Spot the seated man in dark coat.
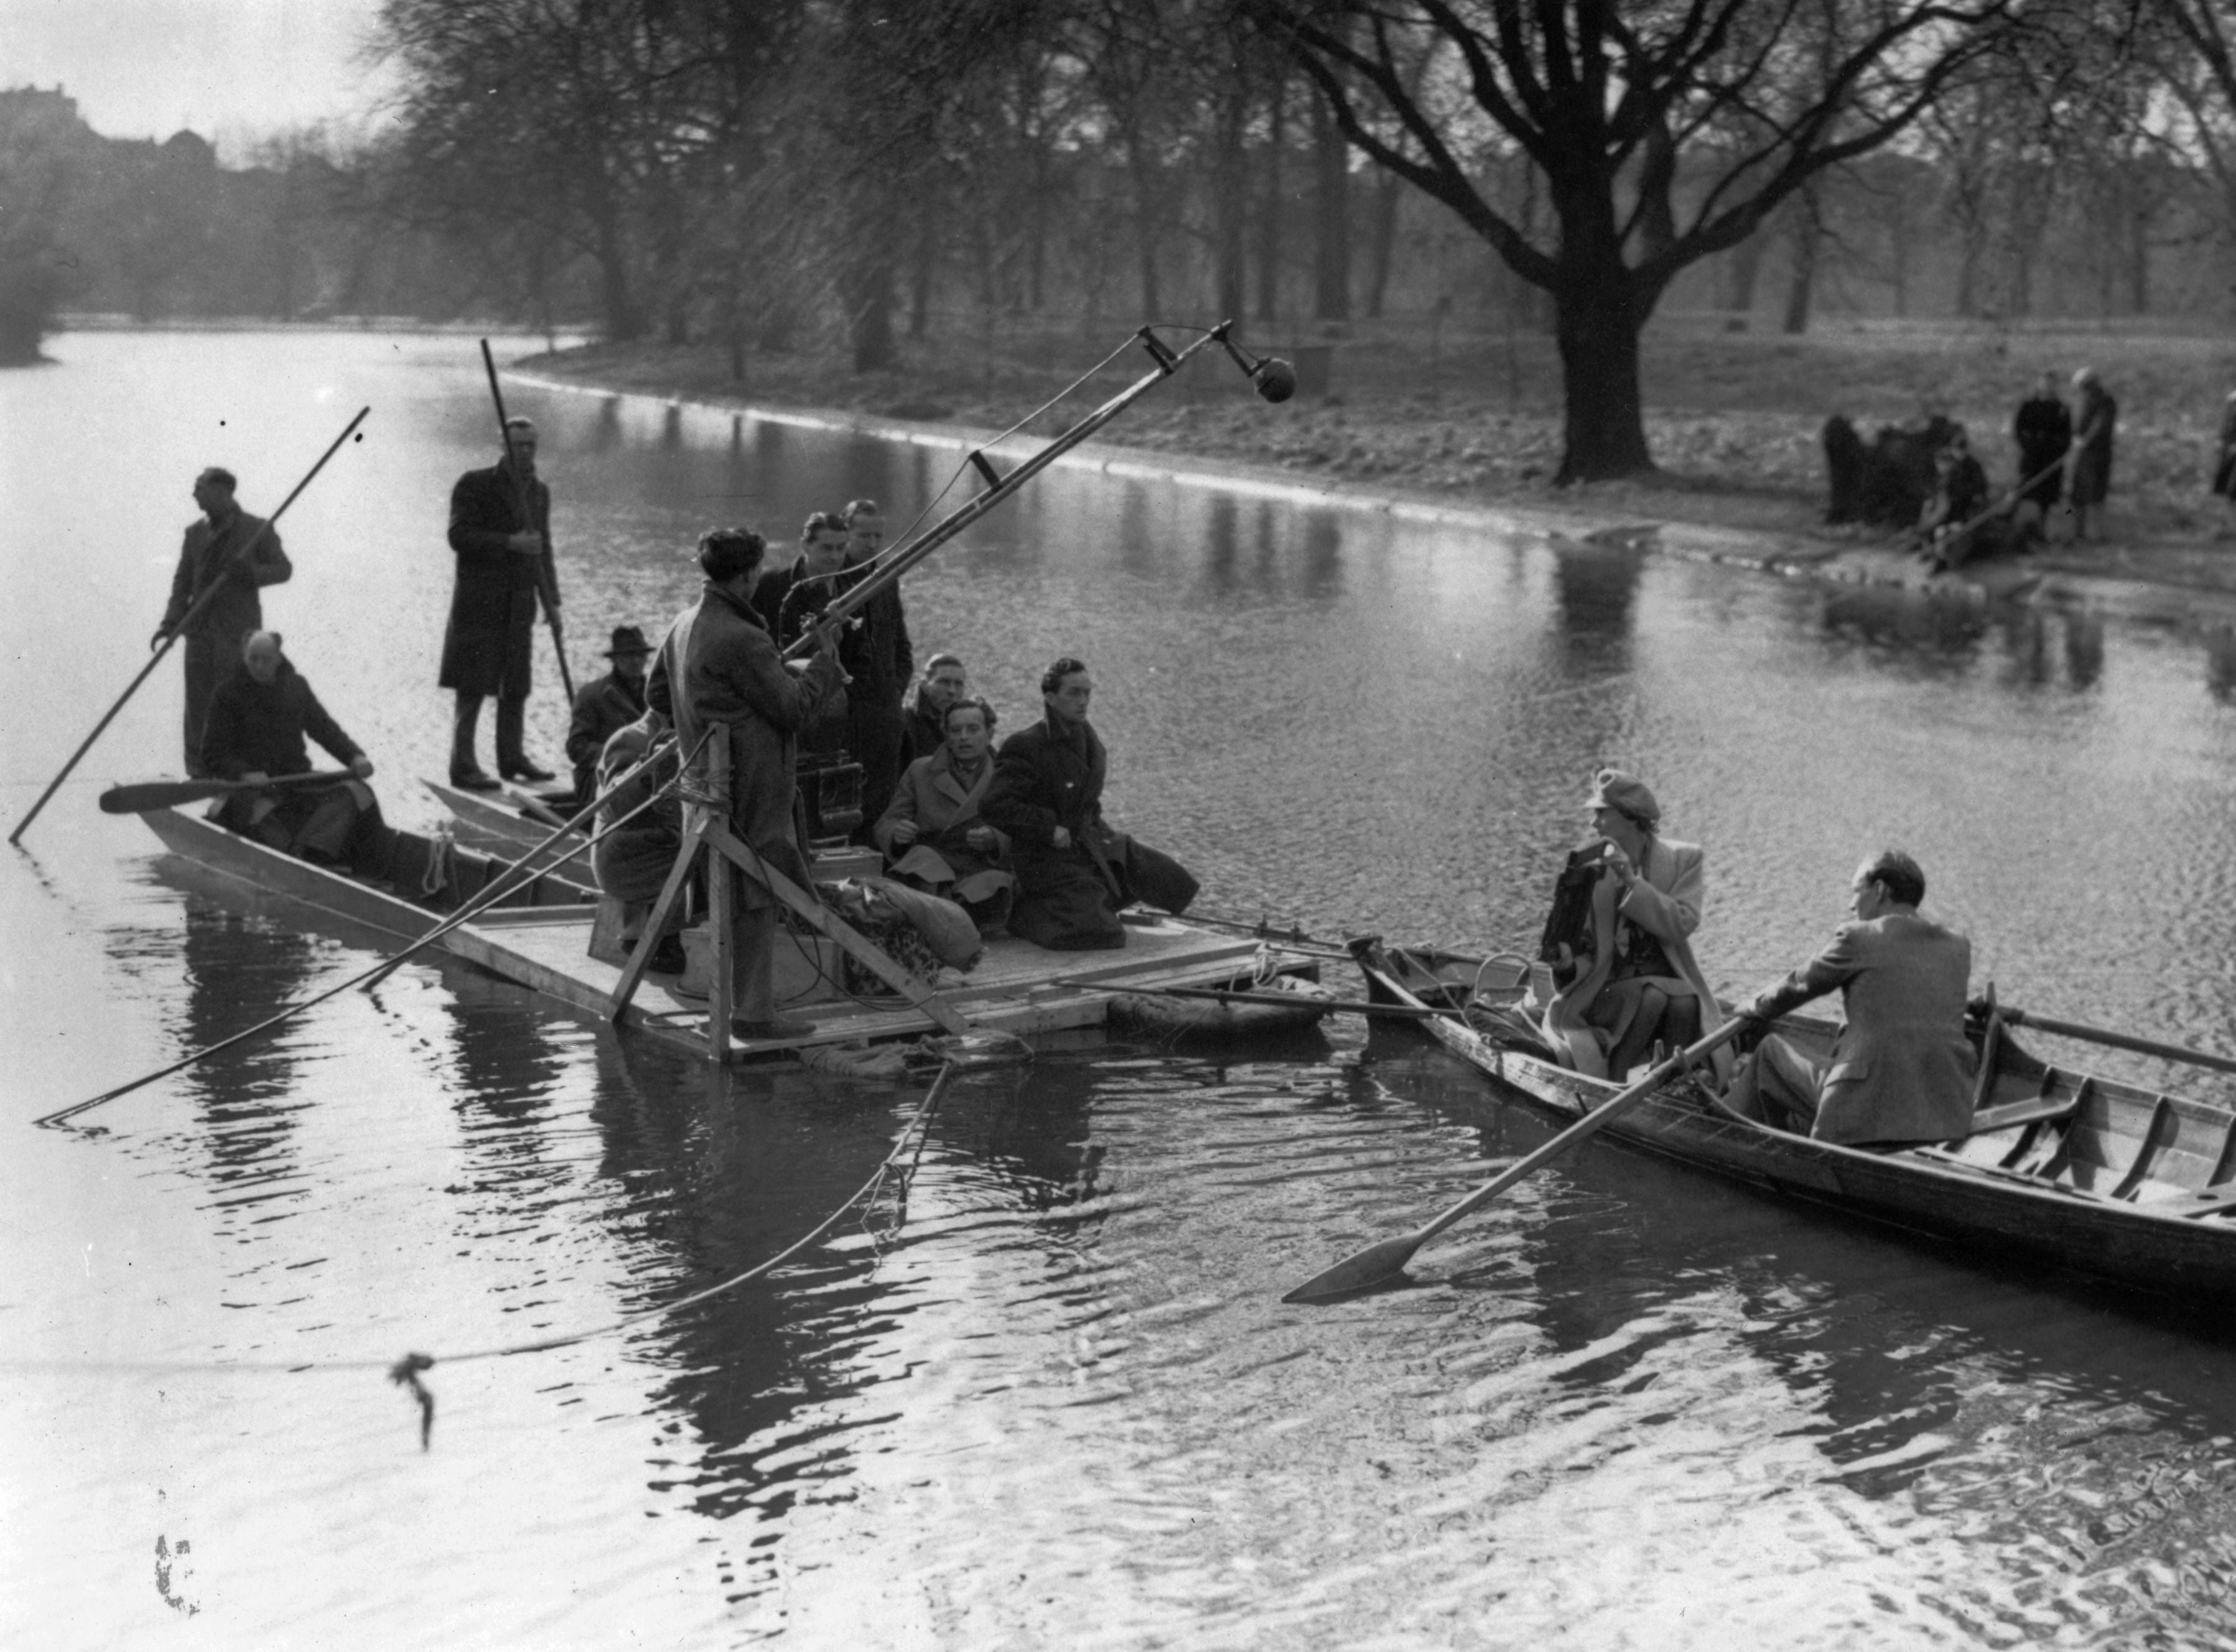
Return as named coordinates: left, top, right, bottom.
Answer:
left=566, top=624, right=653, bottom=804
left=981, top=656, right=1198, bottom=950
left=903, top=653, right=967, bottom=766
left=1725, top=850, right=1975, bottom=1146
left=200, top=630, right=388, bottom=873
left=1916, top=435, right=1994, bottom=568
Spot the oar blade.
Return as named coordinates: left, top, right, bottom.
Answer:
left=99, top=779, right=223, bottom=814
left=1281, top=1233, right=1423, bottom=1304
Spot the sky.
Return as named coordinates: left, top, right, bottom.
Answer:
left=1, top=0, right=394, bottom=154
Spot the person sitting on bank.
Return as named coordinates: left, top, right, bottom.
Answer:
left=200, top=630, right=388, bottom=873
left=1725, top=850, right=1975, bottom=1147
left=981, top=657, right=1198, bottom=951
left=1915, top=435, right=1991, bottom=569
left=905, top=652, right=967, bottom=765
left=591, top=706, right=686, bottom=974
left=875, top=694, right=1015, bottom=935
left=1544, top=769, right=1726, bottom=1084
left=566, top=624, right=654, bottom=804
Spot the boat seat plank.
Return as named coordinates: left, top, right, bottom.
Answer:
left=1968, top=1092, right=2082, bottom=1135
left=2155, top=1181, right=2236, bottom=1219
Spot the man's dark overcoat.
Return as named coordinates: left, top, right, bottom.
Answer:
left=981, top=713, right=1197, bottom=950
left=441, top=460, right=559, bottom=698
left=567, top=669, right=646, bottom=800
left=646, top=582, right=844, bottom=912
left=163, top=509, right=291, bottom=774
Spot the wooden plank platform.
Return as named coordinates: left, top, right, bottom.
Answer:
left=452, top=910, right=1288, bottom=1060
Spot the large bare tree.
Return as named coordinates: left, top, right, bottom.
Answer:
left=1246, top=0, right=2015, bottom=481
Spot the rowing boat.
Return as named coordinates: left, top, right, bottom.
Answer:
left=1354, top=939, right=2236, bottom=1307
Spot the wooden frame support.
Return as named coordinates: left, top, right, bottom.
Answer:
left=605, top=725, right=973, bottom=1056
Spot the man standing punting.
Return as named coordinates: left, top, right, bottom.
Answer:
left=151, top=466, right=293, bottom=777
left=442, top=415, right=562, bottom=791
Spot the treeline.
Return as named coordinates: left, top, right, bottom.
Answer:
left=7, top=3, right=2236, bottom=477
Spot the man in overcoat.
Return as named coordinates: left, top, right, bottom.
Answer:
left=646, top=528, right=845, bottom=1036
left=442, top=417, right=562, bottom=790
left=1726, top=850, right=1976, bottom=1146
left=565, top=624, right=653, bottom=803
left=981, top=657, right=1198, bottom=950
left=151, top=466, right=292, bottom=776
left=838, top=499, right=913, bottom=838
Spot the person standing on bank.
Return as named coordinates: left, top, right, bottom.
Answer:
left=565, top=624, right=653, bottom=803
left=442, top=415, right=562, bottom=791
left=647, top=528, right=846, bottom=1039
left=981, top=657, right=1198, bottom=950
left=151, top=467, right=293, bottom=777
left=2011, top=371, right=2071, bottom=544
left=2067, top=368, right=2118, bottom=544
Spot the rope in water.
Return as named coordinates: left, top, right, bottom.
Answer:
left=3, top=1060, right=974, bottom=1451
left=386, top=1055, right=966, bottom=1447
left=33, top=737, right=705, bottom=1130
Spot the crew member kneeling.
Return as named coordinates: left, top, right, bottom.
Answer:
left=1726, top=849, right=1976, bottom=1146
left=592, top=707, right=686, bottom=974
left=200, top=630, right=387, bottom=873
left=981, top=657, right=1197, bottom=950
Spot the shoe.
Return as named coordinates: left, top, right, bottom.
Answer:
left=731, top=1016, right=818, bottom=1041
left=450, top=769, right=501, bottom=792
left=500, top=759, right=556, bottom=783
left=647, top=936, right=689, bottom=974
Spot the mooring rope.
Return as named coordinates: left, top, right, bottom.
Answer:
left=386, top=1056, right=969, bottom=1447
left=4, top=1058, right=987, bottom=1452
left=33, top=738, right=706, bottom=1130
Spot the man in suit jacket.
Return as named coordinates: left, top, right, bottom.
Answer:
left=1728, top=850, right=1975, bottom=1145
left=981, top=657, right=1197, bottom=950
left=442, top=417, right=561, bottom=789
left=152, top=466, right=292, bottom=776
left=646, top=527, right=844, bottom=1036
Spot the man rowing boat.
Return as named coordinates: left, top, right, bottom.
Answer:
left=1725, top=850, right=1976, bottom=1146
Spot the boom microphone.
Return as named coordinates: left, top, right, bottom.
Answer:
left=1251, top=356, right=1297, bottom=404
left=1211, top=323, right=1298, bottom=405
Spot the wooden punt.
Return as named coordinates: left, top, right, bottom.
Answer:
left=1356, top=939, right=2236, bottom=1307
left=141, top=804, right=599, bottom=956
left=422, top=777, right=592, bottom=876
left=139, top=804, right=1333, bottom=1065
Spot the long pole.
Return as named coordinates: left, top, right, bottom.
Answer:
left=780, top=324, right=1234, bottom=661
left=10, top=406, right=370, bottom=847
left=478, top=339, right=575, bottom=705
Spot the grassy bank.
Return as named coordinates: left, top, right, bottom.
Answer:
left=531, top=316, right=2236, bottom=592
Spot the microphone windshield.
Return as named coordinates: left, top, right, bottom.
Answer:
left=1252, top=358, right=1298, bottom=404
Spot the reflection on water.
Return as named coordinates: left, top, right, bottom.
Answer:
left=6, top=331, right=2236, bottom=1647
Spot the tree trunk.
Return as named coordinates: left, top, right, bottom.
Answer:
left=1311, top=91, right=1349, bottom=322
left=1552, top=272, right=1653, bottom=482
left=1256, top=72, right=1286, bottom=323
left=1725, top=231, right=1766, bottom=322
left=1781, top=186, right=1819, bottom=336
left=909, top=192, right=936, bottom=340
left=845, top=249, right=896, bottom=372
left=1213, top=83, right=1247, bottom=322
left=1363, top=171, right=1402, bottom=318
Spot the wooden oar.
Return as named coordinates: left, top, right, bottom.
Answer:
left=1998, top=1006, right=2236, bottom=1079
left=1931, top=455, right=2065, bottom=569
left=1131, top=985, right=1463, bottom=1021
left=1282, top=1016, right=1753, bottom=1303
left=100, top=770, right=354, bottom=814
left=9, top=407, right=370, bottom=847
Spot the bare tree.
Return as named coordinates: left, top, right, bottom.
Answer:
left=1244, top=0, right=2014, bottom=481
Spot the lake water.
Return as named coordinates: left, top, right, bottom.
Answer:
left=6, top=330, right=2236, bottom=1649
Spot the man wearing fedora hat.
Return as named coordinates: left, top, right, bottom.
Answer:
left=566, top=624, right=655, bottom=804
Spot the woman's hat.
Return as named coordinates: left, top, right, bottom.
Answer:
left=1586, top=768, right=1659, bottom=823
left=604, top=624, right=653, bottom=657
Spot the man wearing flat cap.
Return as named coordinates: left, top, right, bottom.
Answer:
left=1542, top=768, right=1728, bottom=1083
left=566, top=624, right=655, bottom=804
